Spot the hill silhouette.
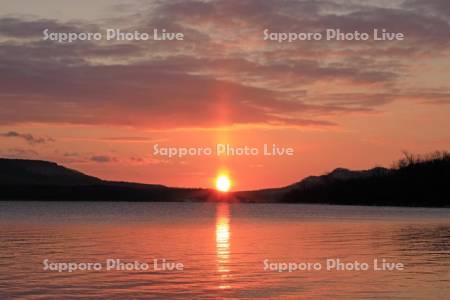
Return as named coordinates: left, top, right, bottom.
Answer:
left=0, top=158, right=210, bottom=202
left=0, top=151, right=449, bottom=207
left=0, top=159, right=101, bottom=185
left=275, top=151, right=450, bottom=207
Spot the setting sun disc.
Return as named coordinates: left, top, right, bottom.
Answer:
left=215, top=175, right=231, bottom=192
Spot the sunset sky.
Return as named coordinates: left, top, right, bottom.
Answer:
left=0, top=0, right=449, bottom=190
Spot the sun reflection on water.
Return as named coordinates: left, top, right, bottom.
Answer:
left=215, top=203, right=231, bottom=290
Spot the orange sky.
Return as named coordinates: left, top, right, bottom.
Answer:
left=0, top=0, right=449, bottom=190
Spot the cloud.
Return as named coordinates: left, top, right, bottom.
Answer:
left=407, top=0, right=450, bottom=20
left=0, top=17, right=87, bottom=38
left=0, top=148, right=39, bottom=159
left=90, top=155, right=117, bottom=163
left=0, top=0, right=449, bottom=129
left=100, top=136, right=157, bottom=142
left=63, top=152, right=80, bottom=157
left=0, top=56, right=341, bottom=128
left=0, top=131, right=54, bottom=144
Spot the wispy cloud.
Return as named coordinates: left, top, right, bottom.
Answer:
left=90, top=155, right=117, bottom=163
left=0, top=131, right=54, bottom=144
left=0, top=148, right=39, bottom=159
left=0, top=0, right=449, bottom=129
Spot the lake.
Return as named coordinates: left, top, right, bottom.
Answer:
left=0, top=201, right=449, bottom=299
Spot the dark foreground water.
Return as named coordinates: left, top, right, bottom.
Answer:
left=0, top=201, right=449, bottom=299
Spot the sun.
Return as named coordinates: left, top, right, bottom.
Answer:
left=215, top=175, right=231, bottom=192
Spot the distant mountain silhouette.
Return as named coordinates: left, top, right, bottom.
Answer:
left=1, top=151, right=449, bottom=207
left=0, top=159, right=101, bottom=185
left=279, top=152, right=448, bottom=207
left=286, top=166, right=390, bottom=190
left=233, top=167, right=390, bottom=202
left=236, top=152, right=450, bottom=207
left=0, top=158, right=210, bottom=202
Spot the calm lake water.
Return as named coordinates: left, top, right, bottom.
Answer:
left=0, top=201, right=449, bottom=299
